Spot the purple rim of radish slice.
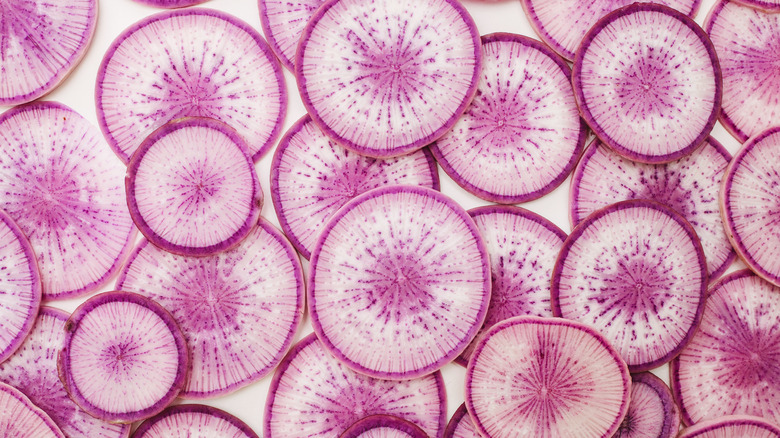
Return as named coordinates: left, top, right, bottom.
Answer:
left=678, top=415, right=780, bottom=438
left=270, top=115, right=440, bottom=260
left=0, top=382, right=64, bottom=438
left=258, top=0, right=326, bottom=71
left=115, top=217, right=304, bottom=399
left=132, top=0, right=210, bottom=8
left=570, top=136, right=735, bottom=282
left=465, top=316, right=631, bottom=438
left=58, top=291, right=189, bottom=423
left=551, top=199, right=707, bottom=372
left=670, top=270, right=780, bottom=426
left=443, top=404, right=479, bottom=438
left=96, top=8, right=286, bottom=163
left=296, top=0, right=482, bottom=158
left=132, top=404, right=258, bottom=438
left=614, top=372, right=680, bottom=438
left=308, top=185, right=490, bottom=379
left=340, top=415, right=428, bottom=438
left=572, top=3, right=721, bottom=164
left=264, top=333, right=447, bottom=438
left=0, top=101, right=135, bottom=300
left=126, top=117, right=261, bottom=257
left=429, top=33, right=586, bottom=204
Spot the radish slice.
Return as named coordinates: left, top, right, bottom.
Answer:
left=465, top=316, right=631, bottom=438
left=341, top=415, right=428, bottom=438
left=572, top=3, right=721, bottom=164
left=429, top=33, right=586, bottom=204
left=132, top=404, right=258, bottom=438
left=132, top=0, right=209, bottom=8
left=0, top=382, right=64, bottom=438
left=96, top=8, right=286, bottom=163
left=0, top=102, right=135, bottom=300
left=443, top=404, right=479, bottom=438
left=678, top=415, right=780, bottom=438
left=570, top=137, right=735, bottom=282
left=309, top=185, right=490, bottom=379
left=614, top=373, right=680, bottom=438
left=126, top=117, right=261, bottom=257
left=297, top=0, right=482, bottom=158
left=258, top=0, right=325, bottom=71
left=116, top=218, right=304, bottom=399
left=730, top=0, right=780, bottom=11
left=270, top=115, right=440, bottom=259
left=58, top=291, right=189, bottom=423
left=264, top=333, right=446, bottom=438
left=551, top=199, right=707, bottom=372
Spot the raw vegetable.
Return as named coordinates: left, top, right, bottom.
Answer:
left=132, top=0, right=210, bottom=8
left=341, top=415, right=428, bottom=438
left=613, top=373, right=680, bottom=438
left=132, top=404, right=258, bottom=438
left=730, top=0, right=780, bottom=11
left=443, top=404, right=479, bottom=438
left=678, top=415, right=780, bottom=438
left=258, top=0, right=326, bottom=71
left=0, top=382, right=64, bottom=438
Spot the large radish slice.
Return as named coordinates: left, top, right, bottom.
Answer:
left=614, top=373, right=680, bottom=438
left=678, top=415, right=780, bottom=438
left=572, top=3, right=721, bottom=164
left=341, top=415, right=428, bottom=438
left=297, top=0, right=482, bottom=158
left=133, top=404, right=258, bottom=438
left=443, top=404, right=479, bottom=438
left=258, top=0, right=325, bottom=71
left=0, top=382, right=64, bottom=438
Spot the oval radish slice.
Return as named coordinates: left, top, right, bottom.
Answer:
left=429, top=33, right=586, bottom=204
left=58, top=291, right=189, bottom=423
left=297, top=0, right=482, bottom=158
left=0, top=382, right=64, bottom=438
left=264, top=333, right=446, bottom=438
left=678, top=415, right=780, bottom=438
left=614, top=373, right=680, bottom=438
left=309, top=185, right=490, bottom=379
left=132, top=0, right=209, bottom=8
left=551, top=199, right=707, bottom=372
left=96, top=8, right=286, bottom=163
left=341, top=415, right=428, bottom=438
left=258, top=0, right=325, bottom=71
left=572, top=3, right=721, bottom=164
left=271, top=115, right=440, bottom=260
left=443, top=404, right=479, bottom=438
left=132, top=404, right=258, bottom=438
left=465, top=316, right=631, bottom=438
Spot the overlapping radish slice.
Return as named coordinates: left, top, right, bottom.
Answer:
left=271, top=115, right=440, bottom=259
left=430, top=33, right=585, bottom=203
left=552, top=200, right=707, bottom=372
left=133, top=404, right=258, bottom=438
left=614, top=373, right=680, bottom=438
left=572, top=3, right=721, bottom=164
left=0, top=102, right=135, bottom=300
left=465, top=316, right=631, bottom=438
left=443, top=404, right=480, bottom=438
left=297, top=0, right=482, bottom=158
left=309, top=185, right=490, bottom=379
left=132, top=0, right=209, bottom=8
left=264, top=333, right=446, bottom=438
left=678, top=415, right=780, bottom=438
left=0, top=382, right=64, bottom=438
left=731, top=0, right=780, bottom=11
left=258, top=0, right=326, bottom=71
left=341, top=415, right=428, bottom=438
left=96, top=8, right=286, bottom=163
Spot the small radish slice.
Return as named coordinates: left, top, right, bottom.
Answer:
left=614, top=373, right=680, bottom=438
left=465, top=316, right=631, bottom=438
left=58, top=291, right=189, bottom=423
left=132, top=404, right=258, bottom=438
left=270, top=115, right=440, bottom=259
left=132, top=0, right=209, bottom=8
left=264, top=333, right=446, bottom=438
left=258, top=0, right=326, bottom=71
left=126, top=117, right=261, bottom=257
left=551, top=199, right=707, bottom=372
left=0, top=382, right=64, bottom=438
left=678, top=415, right=780, bottom=438
left=443, top=404, right=479, bottom=438
left=341, top=415, right=428, bottom=438
left=96, top=8, right=286, bottom=163
left=572, top=3, right=721, bottom=164
left=429, top=33, right=586, bottom=204
left=309, top=185, right=490, bottom=379
left=297, top=0, right=482, bottom=158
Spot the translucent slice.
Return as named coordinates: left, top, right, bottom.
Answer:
left=341, top=415, right=428, bottom=438
left=132, top=0, right=209, bottom=8
left=613, top=373, right=680, bottom=438
left=0, top=382, right=64, bottom=438
left=678, top=415, right=780, bottom=438
left=133, top=404, right=258, bottom=438
left=258, top=0, right=326, bottom=71
left=443, top=404, right=480, bottom=438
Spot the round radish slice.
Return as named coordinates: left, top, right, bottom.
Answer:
left=465, top=316, right=631, bottom=438
left=116, top=218, right=304, bottom=398
left=614, top=373, right=680, bottom=438
left=264, top=333, right=446, bottom=438
left=258, top=0, right=325, bottom=71
left=58, top=291, right=189, bottom=423
left=551, top=199, right=707, bottom=372
left=96, top=8, right=286, bottom=163
left=678, top=415, right=780, bottom=438
left=443, top=404, right=479, bottom=438
left=271, top=115, right=440, bottom=260
left=126, top=117, right=261, bottom=257
left=0, top=382, right=64, bottom=438
left=429, top=33, right=586, bottom=204
left=309, top=185, right=490, bottom=379
left=133, top=404, right=258, bottom=438
left=572, top=3, right=721, bottom=164
left=341, top=415, right=428, bottom=438
left=0, top=102, right=135, bottom=300
left=132, top=0, right=209, bottom=8
left=297, top=0, right=482, bottom=158
left=570, top=137, right=735, bottom=281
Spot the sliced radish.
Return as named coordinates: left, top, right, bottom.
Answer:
left=270, top=115, right=440, bottom=259
left=678, top=415, right=780, bottom=438
left=126, top=117, right=261, bottom=257
left=552, top=199, right=707, bottom=372
left=0, top=102, right=135, bottom=300
left=297, top=0, right=482, bottom=158
left=341, top=415, right=428, bottom=438
left=465, top=316, right=631, bottom=438
left=264, top=333, right=446, bottom=438
left=96, top=8, right=286, bottom=163
left=58, top=291, right=189, bottom=423
left=132, top=0, right=210, bottom=8
left=730, top=0, right=780, bottom=11
left=0, top=382, right=64, bottom=438
left=132, top=404, right=258, bottom=438
left=572, top=3, right=721, bottom=164
left=443, top=404, right=479, bottom=438
left=258, top=0, right=326, bottom=71
left=614, top=373, right=680, bottom=438
left=429, top=33, right=586, bottom=204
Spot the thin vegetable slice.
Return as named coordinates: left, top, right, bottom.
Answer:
left=443, top=404, right=479, bottom=438
left=297, top=0, right=482, bottom=158
left=341, top=415, right=428, bottom=438
left=132, top=0, right=209, bottom=8
left=731, top=0, right=780, bottom=11
left=614, top=373, right=680, bottom=438
left=678, top=415, right=780, bottom=438
left=132, top=404, right=258, bottom=438
left=0, top=382, right=64, bottom=438
left=258, top=0, right=325, bottom=71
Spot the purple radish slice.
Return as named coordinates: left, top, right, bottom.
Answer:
left=116, top=217, right=304, bottom=399
left=0, top=382, right=64, bottom=438
left=132, top=404, right=258, bottom=438
left=572, top=3, right=721, bottom=164
left=258, top=0, right=325, bottom=71
left=296, top=0, right=482, bottom=158
left=443, top=404, right=479, bottom=438
left=678, top=415, right=780, bottom=438
left=264, top=333, right=446, bottom=438
left=309, top=185, right=490, bottom=379
left=0, top=101, right=135, bottom=300
left=96, top=8, right=286, bottom=163
left=429, top=33, right=586, bottom=204
left=270, top=115, right=440, bottom=260
left=341, top=415, right=428, bottom=438
left=131, top=0, right=210, bottom=8
left=465, top=316, right=631, bottom=438
left=731, top=0, right=780, bottom=11
left=614, top=373, right=680, bottom=438
left=551, top=199, right=707, bottom=372
left=58, top=291, right=189, bottom=423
